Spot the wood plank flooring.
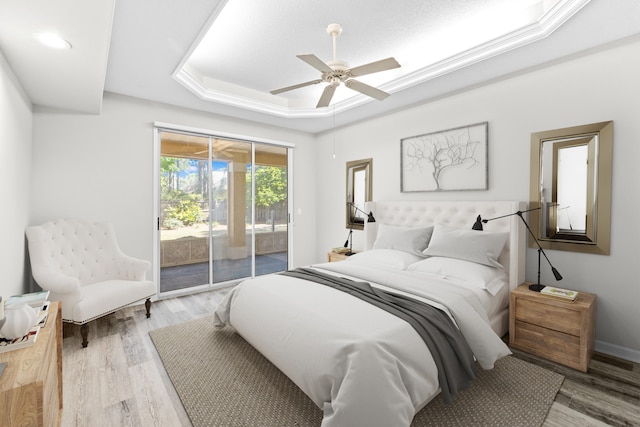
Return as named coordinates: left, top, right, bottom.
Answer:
left=59, top=290, right=640, bottom=427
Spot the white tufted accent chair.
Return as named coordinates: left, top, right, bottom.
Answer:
left=25, top=219, right=155, bottom=347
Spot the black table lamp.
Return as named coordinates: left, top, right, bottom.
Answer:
left=344, top=202, right=376, bottom=255
left=472, top=207, right=562, bottom=292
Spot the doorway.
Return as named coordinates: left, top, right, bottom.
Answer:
left=154, top=127, right=291, bottom=296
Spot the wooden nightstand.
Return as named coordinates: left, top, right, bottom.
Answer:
left=327, top=251, right=354, bottom=262
left=510, top=284, right=596, bottom=372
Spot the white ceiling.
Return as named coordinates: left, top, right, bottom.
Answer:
left=1, top=0, right=640, bottom=134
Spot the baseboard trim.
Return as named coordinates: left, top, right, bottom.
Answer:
left=595, top=340, right=640, bottom=363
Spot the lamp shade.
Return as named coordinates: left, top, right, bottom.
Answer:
left=472, top=215, right=483, bottom=230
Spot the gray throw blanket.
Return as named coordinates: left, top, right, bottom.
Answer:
left=280, top=267, right=477, bottom=404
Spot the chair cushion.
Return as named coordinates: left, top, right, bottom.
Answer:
left=68, top=279, right=155, bottom=324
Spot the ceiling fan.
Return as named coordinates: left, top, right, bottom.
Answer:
left=270, top=23, right=401, bottom=108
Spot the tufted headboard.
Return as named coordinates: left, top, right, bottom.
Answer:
left=363, top=200, right=526, bottom=291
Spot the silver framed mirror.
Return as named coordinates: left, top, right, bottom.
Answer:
left=529, top=121, right=612, bottom=255
left=346, top=158, right=372, bottom=230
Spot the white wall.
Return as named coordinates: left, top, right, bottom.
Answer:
left=315, top=37, right=640, bottom=361
left=0, top=51, right=33, bottom=298
left=31, top=93, right=318, bottom=276
left=19, top=36, right=640, bottom=361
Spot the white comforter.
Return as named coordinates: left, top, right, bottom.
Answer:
left=213, top=262, right=511, bottom=427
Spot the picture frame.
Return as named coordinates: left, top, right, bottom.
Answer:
left=401, top=122, right=488, bottom=192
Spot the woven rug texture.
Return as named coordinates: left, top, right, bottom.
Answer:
left=150, top=317, right=564, bottom=427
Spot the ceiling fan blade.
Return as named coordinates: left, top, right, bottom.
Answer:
left=297, top=54, right=334, bottom=73
left=316, top=83, right=338, bottom=108
left=270, top=79, right=323, bottom=95
left=349, top=57, right=400, bottom=77
left=344, top=79, right=390, bottom=101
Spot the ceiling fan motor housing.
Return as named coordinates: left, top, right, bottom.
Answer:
left=323, top=60, right=349, bottom=84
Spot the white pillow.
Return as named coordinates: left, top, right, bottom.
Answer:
left=346, top=249, right=423, bottom=270
left=423, top=224, right=508, bottom=267
left=407, top=257, right=508, bottom=295
left=372, top=223, right=433, bottom=255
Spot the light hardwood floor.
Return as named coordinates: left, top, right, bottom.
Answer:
left=60, top=291, right=227, bottom=427
left=60, top=290, right=640, bottom=427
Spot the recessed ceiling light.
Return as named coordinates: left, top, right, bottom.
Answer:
left=34, top=32, right=72, bottom=50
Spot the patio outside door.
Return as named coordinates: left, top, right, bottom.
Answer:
left=156, top=130, right=289, bottom=295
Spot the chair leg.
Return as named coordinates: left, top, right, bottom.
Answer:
left=145, top=298, right=151, bottom=318
left=80, top=323, right=89, bottom=348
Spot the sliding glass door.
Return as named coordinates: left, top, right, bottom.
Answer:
left=159, top=132, right=211, bottom=292
left=156, top=129, right=290, bottom=296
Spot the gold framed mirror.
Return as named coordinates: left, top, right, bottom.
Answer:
left=529, top=121, right=612, bottom=254
left=346, top=158, right=372, bottom=230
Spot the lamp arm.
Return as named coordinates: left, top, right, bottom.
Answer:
left=514, top=211, right=563, bottom=285
left=347, top=202, right=376, bottom=222
left=477, top=208, right=562, bottom=290
left=347, top=201, right=367, bottom=217
left=343, top=226, right=355, bottom=255
left=482, top=208, right=556, bottom=270
left=481, top=206, right=541, bottom=223
left=343, top=228, right=352, bottom=248
left=514, top=211, right=555, bottom=269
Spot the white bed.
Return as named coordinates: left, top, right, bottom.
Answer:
left=214, top=200, right=526, bottom=427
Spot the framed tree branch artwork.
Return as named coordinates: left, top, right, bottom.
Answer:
left=401, top=122, right=488, bottom=192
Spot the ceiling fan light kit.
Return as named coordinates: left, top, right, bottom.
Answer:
left=271, top=23, right=400, bottom=108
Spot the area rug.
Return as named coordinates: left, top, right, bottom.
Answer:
left=150, top=317, right=564, bottom=427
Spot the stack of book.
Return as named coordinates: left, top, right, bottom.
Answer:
left=0, top=291, right=50, bottom=353
left=541, top=286, right=579, bottom=301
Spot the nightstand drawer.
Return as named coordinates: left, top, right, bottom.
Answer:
left=512, top=320, right=582, bottom=367
left=514, top=297, right=581, bottom=336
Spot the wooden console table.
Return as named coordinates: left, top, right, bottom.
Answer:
left=0, top=301, right=62, bottom=426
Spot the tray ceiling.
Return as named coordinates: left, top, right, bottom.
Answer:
left=1, top=0, right=640, bottom=133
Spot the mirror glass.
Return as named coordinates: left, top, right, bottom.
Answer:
left=346, top=158, right=372, bottom=230
left=541, top=136, right=595, bottom=241
left=530, top=121, right=612, bottom=254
